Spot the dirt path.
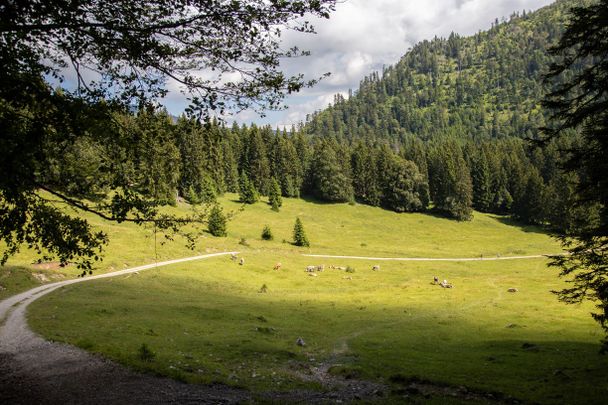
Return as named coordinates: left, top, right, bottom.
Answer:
left=303, top=253, right=562, bottom=261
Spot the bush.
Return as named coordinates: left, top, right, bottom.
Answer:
left=261, top=225, right=273, bottom=240
left=293, top=217, right=310, bottom=247
left=207, top=204, right=227, bottom=237
left=138, top=343, right=156, bottom=362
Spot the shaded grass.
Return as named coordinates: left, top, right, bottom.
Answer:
left=29, top=254, right=607, bottom=403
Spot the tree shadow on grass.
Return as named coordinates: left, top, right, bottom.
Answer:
left=492, top=215, right=554, bottom=236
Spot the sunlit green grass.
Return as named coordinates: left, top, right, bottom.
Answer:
left=29, top=253, right=607, bottom=403
left=1, top=193, right=561, bottom=299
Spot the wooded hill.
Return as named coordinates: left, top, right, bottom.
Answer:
left=305, top=0, right=581, bottom=142
left=53, top=0, right=597, bottom=235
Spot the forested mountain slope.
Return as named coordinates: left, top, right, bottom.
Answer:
left=304, top=0, right=584, bottom=142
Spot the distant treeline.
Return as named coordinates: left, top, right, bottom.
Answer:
left=70, top=109, right=595, bottom=235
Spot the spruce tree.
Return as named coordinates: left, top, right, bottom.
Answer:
left=293, top=217, right=310, bottom=247
left=239, top=172, right=259, bottom=204
left=428, top=141, right=473, bottom=221
left=268, top=177, right=283, bottom=211
left=207, top=204, right=227, bottom=237
left=542, top=0, right=608, bottom=352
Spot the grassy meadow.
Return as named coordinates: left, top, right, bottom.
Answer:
left=4, top=194, right=607, bottom=403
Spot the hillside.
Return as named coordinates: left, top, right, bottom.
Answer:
left=304, top=0, right=585, bottom=142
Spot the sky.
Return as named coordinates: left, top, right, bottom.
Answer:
left=161, top=0, right=555, bottom=128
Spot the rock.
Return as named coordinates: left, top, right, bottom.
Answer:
left=521, top=342, right=540, bottom=352
left=553, top=369, right=571, bottom=380
left=508, top=288, right=519, bottom=293
left=296, top=337, right=306, bottom=347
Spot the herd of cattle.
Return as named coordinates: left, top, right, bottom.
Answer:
left=227, top=253, right=525, bottom=292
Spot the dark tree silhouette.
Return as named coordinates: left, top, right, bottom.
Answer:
left=542, top=0, right=608, bottom=352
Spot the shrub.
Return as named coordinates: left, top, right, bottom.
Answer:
left=138, top=343, right=156, bottom=362
left=261, top=225, right=273, bottom=241
left=207, top=204, right=227, bottom=237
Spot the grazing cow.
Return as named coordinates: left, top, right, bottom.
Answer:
left=231, top=253, right=238, bottom=261
left=239, top=258, right=245, bottom=266
left=316, top=264, right=325, bottom=272
left=372, top=265, right=380, bottom=271
left=440, top=279, right=453, bottom=288
left=433, top=276, right=439, bottom=284
left=336, top=266, right=347, bottom=271
left=508, top=288, right=519, bottom=293
left=274, top=262, right=282, bottom=270
left=306, top=265, right=316, bottom=272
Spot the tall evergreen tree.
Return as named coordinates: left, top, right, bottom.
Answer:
left=309, top=140, right=354, bottom=202
left=239, top=172, right=259, bottom=204
left=207, top=204, right=227, bottom=237
left=428, top=141, right=473, bottom=220
left=293, top=217, right=310, bottom=247
left=542, top=0, right=608, bottom=351
left=268, top=178, right=283, bottom=211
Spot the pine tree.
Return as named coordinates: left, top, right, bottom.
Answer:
left=293, top=217, right=310, bottom=247
left=199, top=174, right=217, bottom=203
left=239, top=172, right=259, bottom=204
left=542, top=0, right=608, bottom=352
left=207, top=204, right=227, bottom=237
left=268, top=177, right=283, bottom=211
left=428, top=141, right=473, bottom=221
left=309, top=140, right=354, bottom=202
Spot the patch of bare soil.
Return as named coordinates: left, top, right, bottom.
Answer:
left=31, top=262, right=69, bottom=271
